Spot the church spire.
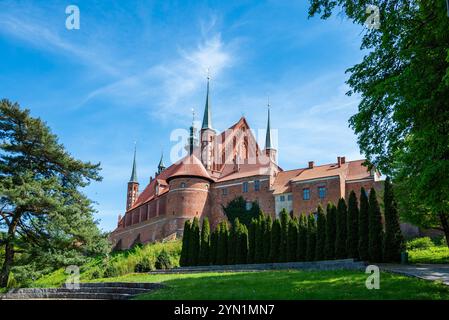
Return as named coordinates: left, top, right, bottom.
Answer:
left=201, top=72, right=212, bottom=130
left=265, top=98, right=272, bottom=150
left=157, top=150, right=166, bottom=174
left=129, top=144, right=138, bottom=183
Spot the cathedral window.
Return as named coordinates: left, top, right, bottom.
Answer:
left=242, top=182, right=249, bottom=193
left=254, top=180, right=260, bottom=191
left=303, top=188, right=310, bottom=200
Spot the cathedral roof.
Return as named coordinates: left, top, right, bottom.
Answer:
left=167, top=154, right=213, bottom=182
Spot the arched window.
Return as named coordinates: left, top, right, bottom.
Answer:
left=180, top=182, right=186, bottom=188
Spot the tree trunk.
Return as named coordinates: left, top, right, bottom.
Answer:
left=0, top=219, right=18, bottom=288
left=439, top=213, right=449, bottom=249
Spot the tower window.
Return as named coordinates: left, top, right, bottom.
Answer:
left=287, top=194, right=293, bottom=201
left=318, top=186, right=326, bottom=199
left=303, top=188, right=310, bottom=200
left=254, top=180, right=260, bottom=191
left=280, top=195, right=285, bottom=202
left=180, top=182, right=186, bottom=188
left=242, top=182, right=249, bottom=193
left=222, top=188, right=228, bottom=196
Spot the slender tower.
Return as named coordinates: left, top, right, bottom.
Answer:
left=200, top=73, right=216, bottom=170
left=157, top=151, right=166, bottom=175
left=126, top=144, right=139, bottom=210
left=264, top=98, right=277, bottom=163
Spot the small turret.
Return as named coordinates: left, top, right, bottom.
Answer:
left=264, top=99, right=277, bottom=163
left=126, top=145, right=139, bottom=210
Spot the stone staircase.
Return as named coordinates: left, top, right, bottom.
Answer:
left=0, top=282, right=164, bottom=300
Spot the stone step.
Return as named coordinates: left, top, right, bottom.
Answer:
left=77, top=282, right=163, bottom=289
left=2, top=291, right=134, bottom=300
left=10, top=287, right=152, bottom=295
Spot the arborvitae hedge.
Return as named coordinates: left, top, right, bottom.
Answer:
left=347, top=191, right=359, bottom=259
left=210, top=227, right=218, bottom=265
left=254, top=216, right=265, bottom=263
left=335, top=198, right=348, bottom=259
left=236, top=224, right=248, bottom=264
left=279, top=209, right=290, bottom=262
left=188, top=217, right=200, bottom=266
left=325, top=203, right=336, bottom=260
left=315, top=205, right=326, bottom=261
left=358, top=187, right=370, bottom=261
left=199, top=217, right=210, bottom=265
left=180, top=220, right=191, bottom=266
left=287, top=218, right=298, bottom=262
left=306, top=214, right=317, bottom=261
left=263, top=215, right=272, bottom=263
left=297, top=213, right=308, bottom=261
left=383, top=177, right=404, bottom=263
left=217, top=221, right=229, bottom=265
left=227, top=219, right=239, bottom=265
left=248, top=218, right=257, bottom=264
left=368, top=188, right=383, bottom=262
left=270, top=219, right=281, bottom=262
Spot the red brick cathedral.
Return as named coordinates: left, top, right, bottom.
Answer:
left=110, top=78, right=382, bottom=250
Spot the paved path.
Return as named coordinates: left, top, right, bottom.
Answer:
left=379, top=264, right=449, bottom=285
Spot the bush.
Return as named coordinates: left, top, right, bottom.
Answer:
left=134, top=255, right=155, bottom=272
left=155, top=250, right=172, bottom=270
left=406, top=237, right=434, bottom=250
left=104, top=264, right=121, bottom=278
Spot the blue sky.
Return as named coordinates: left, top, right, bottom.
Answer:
left=0, top=0, right=366, bottom=232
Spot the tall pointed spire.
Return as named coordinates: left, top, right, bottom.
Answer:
left=129, top=143, right=138, bottom=182
left=265, top=98, right=272, bottom=150
left=201, top=72, right=212, bottom=130
left=157, top=150, right=166, bottom=174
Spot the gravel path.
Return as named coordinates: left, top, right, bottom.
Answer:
left=379, top=263, right=449, bottom=285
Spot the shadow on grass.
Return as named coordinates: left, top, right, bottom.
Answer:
left=132, top=270, right=449, bottom=300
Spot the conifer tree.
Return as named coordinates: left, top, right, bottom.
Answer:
left=324, top=203, right=336, bottom=260
left=236, top=224, right=249, bottom=264
left=287, top=219, right=298, bottom=262
left=369, top=188, right=384, bottom=262
left=358, top=188, right=370, bottom=261
left=279, top=209, right=290, bottom=262
left=306, top=213, right=317, bottom=261
left=347, top=191, right=360, bottom=259
left=199, top=217, right=211, bottom=265
left=254, top=216, right=265, bottom=263
left=315, top=205, right=326, bottom=261
left=297, top=213, right=308, bottom=261
left=217, top=221, right=229, bottom=265
left=263, top=215, right=272, bottom=262
left=210, top=226, right=219, bottom=265
left=270, top=219, right=282, bottom=262
left=335, top=198, right=348, bottom=259
left=383, top=177, right=404, bottom=262
left=248, top=218, right=257, bottom=264
left=188, top=217, right=201, bottom=266
left=228, top=218, right=240, bottom=265
left=180, top=220, right=191, bottom=266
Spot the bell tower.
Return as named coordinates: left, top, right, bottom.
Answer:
left=264, top=99, right=277, bottom=163
left=126, top=145, right=139, bottom=210
left=200, top=74, right=216, bottom=170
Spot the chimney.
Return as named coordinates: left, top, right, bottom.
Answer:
left=337, top=156, right=341, bottom=167
left=341, top=156, right=346, bottom=164
left=308, top=161, right=314, bottom=169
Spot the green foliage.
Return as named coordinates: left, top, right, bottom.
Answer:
left=406, top=237, right=434, bottom=251
left=306, top=214, right=317, bottom=261
left=247, top=218, right=256, bottom=264
left=308, top=0, right=449, bottom=247
left=262, top=215, right=272, bottom=263
left=358, top=188, right=370, bottom=261
left=368, top=189, right=384, bottom=262
left=222, top=196, right=262, bottom=227
left=408, top=245, right=449, bottom=264
left=297, top=213, right=308, bottom=261
left=347, top=191, right=359, bottom=259
left=270, top=219, right=281, bottom=263
left=180, top=220, right=191, bottom=267
left=210, top=228, right=218, bottom=265
left=279, top=209, right=290, bottom=262
left=254, top=216, right=265, bottom=263
left=287, top=219, right=298, bottom=262
left=155, top=250, right=172, bottom=270
left=199, top=218, right=211, bottom=266
left=188, top=217, right=200, bottom=266
left=227, top=219, right=239, bottom=265
left=217, top=222, right=229, bottom=265
left=235, top=224, right=248, bottom=264
left=134, top=255, right=155, bottom=273
left=0, top=100, right=109, bottom=287
left=315, top=205, right=326, bottom=261
left=325, top=203, right=336, bottom=260
left=383, top=177, right=404, bottom=263
left=335, top=198, right=348, bottom=259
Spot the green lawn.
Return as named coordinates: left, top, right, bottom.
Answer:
left=86, top=270, right=449, bottom=300
left=408, top=247, right=449, bottom=264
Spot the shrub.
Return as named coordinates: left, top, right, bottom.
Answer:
left=383, top=177, right=404, bottom=263
left=199, top=217, right=211, bottom=266
left=248, top=218, right=257, bottom=264
left=270, top=219, right=282, bottom=263
left=235, top=224, right=248, bottom=264
left=155, top=250, right=172, bottom=270
left=188, top=217, right=201, bottom=266
left=347, top=191, right=359, bottom=259
left=134, top=255, right=155, bottom=273
left=325, top=203, right=336, bottom=260
left=279, top=209, right=290, bottom=262
left=358, top=188, right=370, bottom=261
left=335, top=198, right=348, bottom=259
left=180, top=220, right=191, bottom=267
left=368, top=188, right=384, bottom=262
left=104, top=263, right=121, bottom=278
left=217, top=222, right=229, bottom=265
left=315, top=205, right=326, bottom=261
left=263, top=215, right=272, bottom=263
left=406, top=237, right=434, bottom=250
left=306, top=213, right=317, bottom=261
left=287, top=219, right=298, bottom=262
left=254, top=216, right=265, bottom=263
left=297, top=213, right=308, bottom=261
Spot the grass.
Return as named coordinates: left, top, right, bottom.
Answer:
left=408, top=246, right=449, bottom=264
left=85, top=270, right=449, bottom=300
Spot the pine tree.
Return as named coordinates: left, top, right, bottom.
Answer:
left=180, top=220, right=191, bottom=266
left=199, top=217, right=211, bottom=265
left=279, top=209, right=290, bottom=262
left=335, top=198, right=348, bottom=259
left=315, top=205, right=326, bottom=261
left=383, top=177, right=404, bottom=262
left=217, top=221, right=229, bottom=265
left=236, top=224, right=249, bottom=264
left=188, top=217, right=201, bottom=266
left=324, top=203, right=336, bottom=260
left=369, top=188, right=384, bottom=262
left=263, top=215, right=272, bottom=262
left=297, top=213, right=308, bottom=261
left=287, top=219, right=298, bottom=262
left=270, top=219, right=282, bottom=262
left=306, top=214, right=317, bottom=261
left=358, top=188, right=370, bottom=261
left=248, top=218, right=257, bottom=264
left=254, top=216, right=265, bottom=263
left=347, top=191, right=360, bottom=259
